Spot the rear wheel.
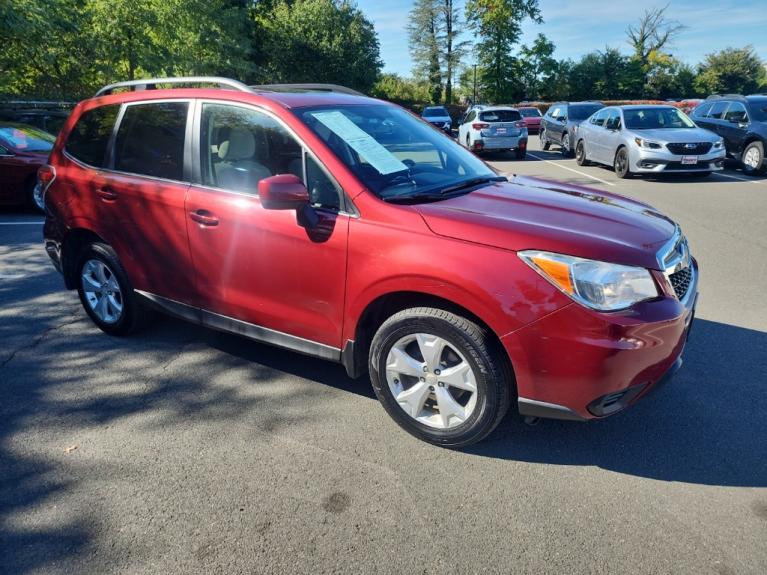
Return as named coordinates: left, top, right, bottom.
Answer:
left=614, top=147, right=632, bottom=179
left=515, top=146, right=526, bottom=160
left=742, top=141, right=765, bottom=175
left=540, top=129, right=550, bottom=151
left=369, top=307, right=511, bottom=448
left=575, top=140, right=589, bottom=166
left=561, top=133, right=572, bottom=157
left=76, top=243, right=153, bottom=336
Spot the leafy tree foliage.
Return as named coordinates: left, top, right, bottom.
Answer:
left=407, top=0, right=443, bottom=103
left=519, top=33, right=557, bottom=100
left=695, top=46, right=767, bottom=95
left=465, top=0, right=542, bottom=103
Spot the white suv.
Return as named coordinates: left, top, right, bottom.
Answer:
left=458, top=106, right=528, bottom=158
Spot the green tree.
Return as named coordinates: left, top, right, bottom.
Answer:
left=371, top=73, right=431, bottom=106
left=519, top=33, right=557, bottom=100
left=407, top=0, right=443, bottom=103
left=694, top=46, right=767, bottom=95
left=465, top=0, right=542, bottom=103
left=257, top=0, right=382, bottom=92
left=437, top=0, right=471, bottom=104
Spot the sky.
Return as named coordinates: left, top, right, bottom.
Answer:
left=356, top=0, right=767, bottom=76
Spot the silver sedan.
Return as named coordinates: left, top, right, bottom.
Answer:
left=574, top=105, right=726, bottom=178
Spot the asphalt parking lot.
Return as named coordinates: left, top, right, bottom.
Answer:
left=1, top=139, right=766, bottom=574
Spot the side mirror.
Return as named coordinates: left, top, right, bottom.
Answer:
left=259, top=174, right=309, bottom=210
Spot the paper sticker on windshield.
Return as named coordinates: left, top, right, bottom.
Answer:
left=311, top=111, right=407, bottom=175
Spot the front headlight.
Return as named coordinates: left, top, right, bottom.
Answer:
left=634, top=137, right=662, bottom=149
left=519, top=251, right=659, bottom=311
left=713, top=139, right=724, bottom=149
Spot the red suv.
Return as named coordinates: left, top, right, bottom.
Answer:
left=42, top=77, right=698, bottom=447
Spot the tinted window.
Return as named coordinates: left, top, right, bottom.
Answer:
left=479, top=110, right=521, bottom=122
left=692, top=102, right=712, bottom=118
left=113, top=102, right=188, bottom=180
left=569, top=104, right=604, bottom=120
left=423, top=107, right=448, bottom=117
left=747, top=97, right=767, bottom=121
left=590, top=109, right=609, bottom=127
left=518, top=108, right=541, bottom=118
left=0, top=124, right=55, bottom=152
left=706, top=101, right=729, bottom=119
left=66, top=105, right=119, bottom=167
left=724, top=102, right=748, bottom=123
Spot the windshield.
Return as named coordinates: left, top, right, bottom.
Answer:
left=0, top=124, right=55, bottom=152
left=518, top=108, right=541, bottom=118
left=298, top=104, right=500, bottom=201
left=624, top=108, right=695, bottom=130
left=479, top=110, right=521, bottom=122
left=423, top=107, right=448, bottom=118
left=569, top=104, right=604, bottom=121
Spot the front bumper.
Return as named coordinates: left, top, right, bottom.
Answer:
left=507, top=259, right=698, bottom=421
left=630, top=147, right=726, bottom=173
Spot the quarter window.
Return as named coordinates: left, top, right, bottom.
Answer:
left=65, top=104, right=119, bottom=167
left=201, top=103, right=341, bottom=210
left=113, top=102, right=188, bottom=180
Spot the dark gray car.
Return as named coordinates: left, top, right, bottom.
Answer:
left=540, top=101, right=604, bottom=157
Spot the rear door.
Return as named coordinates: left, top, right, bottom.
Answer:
left=584, top=108, right=610, bottom=164
left=94, top=100, right=196, bottom=303
left=547, top=105, right=565, bottom=143
left=719, top=102, right=750, bottom=156
left=600, top=109, right=624, bottom=165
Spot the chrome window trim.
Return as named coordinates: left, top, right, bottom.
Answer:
left=135, top=290, right=341, bottom=361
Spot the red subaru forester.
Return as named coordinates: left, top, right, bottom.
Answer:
left=42, top=77, right=697, bottom=447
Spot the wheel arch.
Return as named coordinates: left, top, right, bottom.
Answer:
left=342, top=290, right=514, bottom=386
left=61, top=228, right=108, bottom=289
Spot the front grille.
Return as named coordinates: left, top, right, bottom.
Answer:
left=666, top=142, right=712, bottom=155
left=669, top=266, right=692, bottom=299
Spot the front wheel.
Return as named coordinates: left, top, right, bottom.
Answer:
left=369, top=307, right=511, bottom=448
left=614, top=147, right=632, bottom=179
left=540, top=130, right=550, bottom=151
left=76, top=243, right=153, bottom=336
left=742, top=141, right=765, bottom=174
left=561, top=133, right=572, bottom=157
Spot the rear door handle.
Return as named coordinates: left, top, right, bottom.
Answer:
left=190, top=209, right=219, bottom=227
left=95, top=188, right=118, bottom=201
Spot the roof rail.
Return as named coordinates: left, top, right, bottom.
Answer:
left=95, top=76, right=252, bottom=97
left=249, top=83, right=364, bottom=96
left=705, top=93, right=746, bottom=100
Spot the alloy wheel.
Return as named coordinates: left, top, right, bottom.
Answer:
left=562, top=133, right=570, bottom=155
left=385, top=333, right=478, bottom=429
left=32, top=182, right=45, bottom=212
left=744, top=146, right=761, bottom=170
left=81, top=259, right=124, bottom=324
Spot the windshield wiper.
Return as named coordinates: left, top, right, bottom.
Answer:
left=383, top=176, right=506, bottom=204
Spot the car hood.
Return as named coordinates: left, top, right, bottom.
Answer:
left=627, top=127, right=719, bottom=143
left=415, top=176, right=676, bottom=270
left=424, top=115, right=452, bottom=124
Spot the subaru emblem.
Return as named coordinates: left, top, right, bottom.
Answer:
left=684, top=143, right=696, bottom=149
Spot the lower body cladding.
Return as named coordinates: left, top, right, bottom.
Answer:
left=505, top=262, right=698, bottom=421
left=474, top=134, right=527, bottom=151
left=630, top=149, right=726, bottom=173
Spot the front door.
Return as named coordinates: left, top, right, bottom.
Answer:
left=185, top=102, right=349, bottom=350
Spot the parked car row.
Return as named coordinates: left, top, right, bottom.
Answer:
left=0, top=122, right=56, bottom=211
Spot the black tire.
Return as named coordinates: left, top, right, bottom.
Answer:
left=515, top=146, right=526, bottom=160
left=540, top=129, right=550, bottom=151
left=75, top=242, right=153, bottom=336
left=575, top=140, right=589, bottom=166
left=561, top=132, right=572, bottom=157
left=742, top=141, right=765, bottom=175
left=369, top=307, right=511, bottom=448
left=614, top=147, right=632, bottom=179
left=26, top=177, right=45, bottom=213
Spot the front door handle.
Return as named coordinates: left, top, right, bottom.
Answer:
left=190, top=209, right=219, bottom=227
left=95, top=188, right=117, bottom=201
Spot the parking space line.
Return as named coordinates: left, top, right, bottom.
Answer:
left=527, top=152, right=616, bottom=186
left=0, top=221, right=44, bottom=225
left=712, top=172, right=765, bottom=184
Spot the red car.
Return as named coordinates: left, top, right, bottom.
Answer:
left=42, top=77, right=697, bottom=447
left=0, top=122, right=55, bottom=211
left=518, top=106, right=543, bottom=134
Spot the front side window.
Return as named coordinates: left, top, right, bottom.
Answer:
left=201, top=103, right=340, bottom=210
left=706, top=101, right=729, bottom=119
left=723, top=102, right=748, bottom=123
left=113, top=102, right=188, bottom=180
left=298, top=104, right=501, bottom=202
left=590, top=109, right=609, bottom=127
left=65, top=105, right=119, bottom=166
left=623, top=108, right=695, bottom=130
left=692, top=102, right=712, bottom=118
left=604, top=109, right=621, bottom=130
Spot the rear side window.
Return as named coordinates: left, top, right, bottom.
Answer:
left=706, top=101, right=729, bottom=119
left=113, top=102, right=188, bottom=180
left=479, top=110, right=521, bottom=122
left=65, top=105, right=119, bottom=167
